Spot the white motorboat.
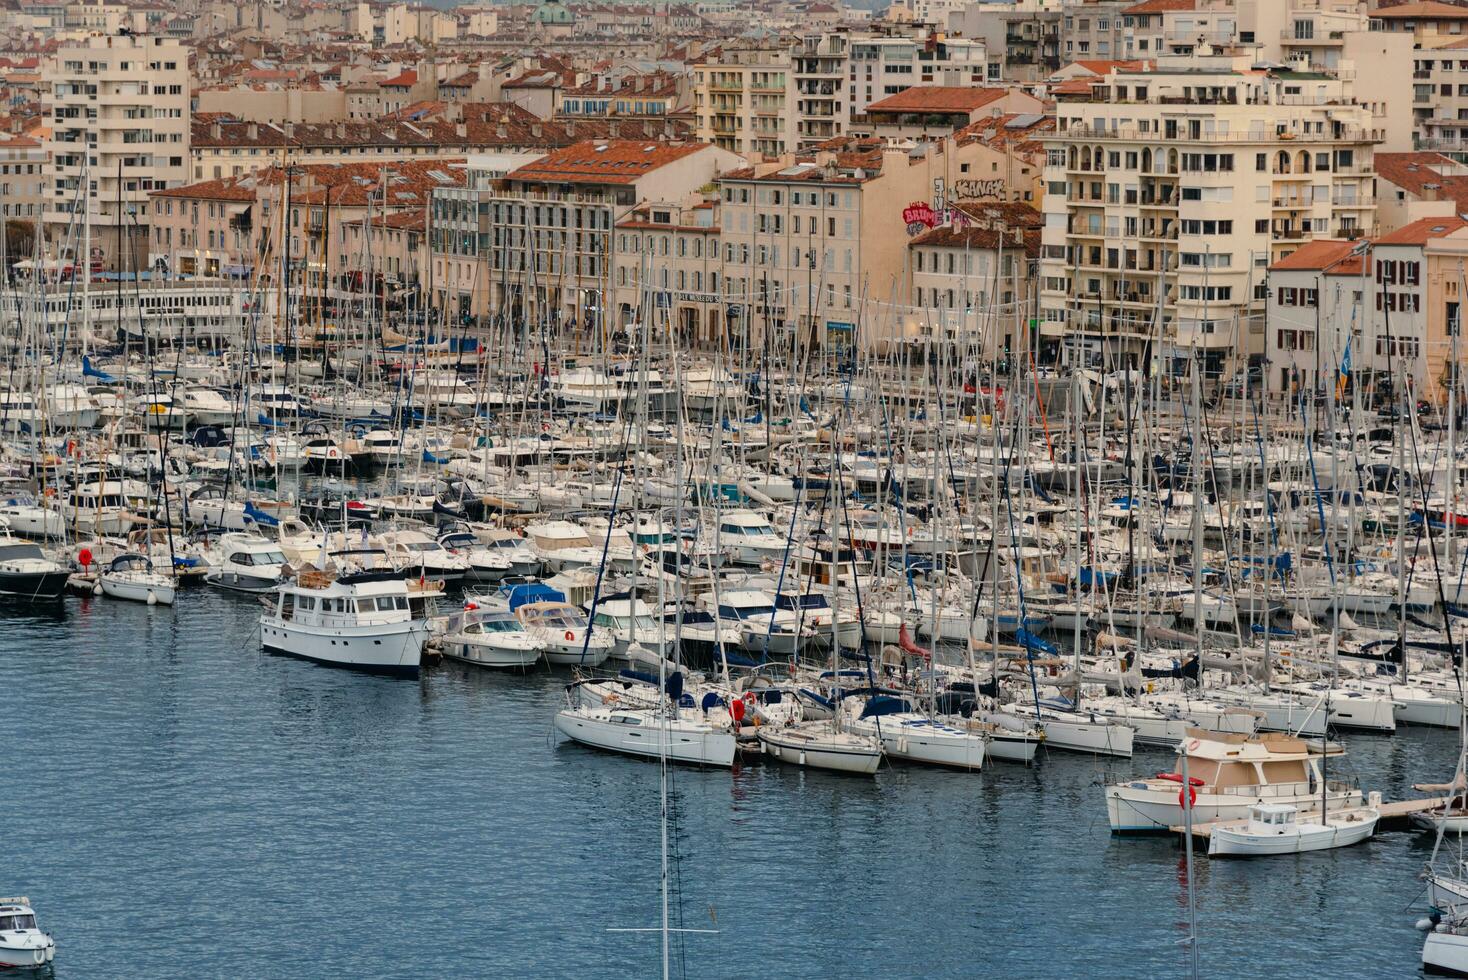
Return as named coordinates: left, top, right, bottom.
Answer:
left=98, top=553, right=176, bottom=605
left=440, top=608, right=544, bottom=670
left=0, top=494, right=65, bottom=539
left=1206, top=800, right=1380, bottom=857
left=1104, top=730, right=1362, bottom=833
left=513, top=596, right=613, bottom=667
left=0, top=897, right=54, bottom=969
left=716, top=509, right=788, bottom=565
left=379, top=528, right=470, bottom=583
left=758, top=720, right=883, bottom=775
left=437, top=528, right=511, bottom=583
left=204, top=532, right=288, bottom=593
left=588, top=594, right=675, bottom=662
left=260, top=568, right=432, bottom=676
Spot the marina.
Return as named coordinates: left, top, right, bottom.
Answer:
left=4, top=307, right=1468, bottom=974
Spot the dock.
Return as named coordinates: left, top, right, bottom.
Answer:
left=1171, top=797, right=1447, bottom=840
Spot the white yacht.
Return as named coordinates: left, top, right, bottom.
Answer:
left=204, top=532, right=289, bottom=593
left=260, top=568, right=433, bottom=676
left=379, top=528, right=470, bottom=583
left=178, top=385, right=235, bottom=426
left=0, top=897, right=54, bottom=969
left=513, top=595, right=613, bottom=666
left=588, top=595, right=675, bottom=662
left=440, top=608, right=544, bottom=670
left=437, top=528, right=511, bottom=583
left=0, top=494, right=65, bottom=539
left=845, top=696, right=986, bottom=770
left=758, top=720, right=884, bottom=775
left=61, top=481, right=134, bottom=536
left=717, top=509, right=788, bottom=566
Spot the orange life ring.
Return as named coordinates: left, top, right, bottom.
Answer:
left=1179, top=785, right=1197, bottom=809
left=565, top=630, right=575, bottom=642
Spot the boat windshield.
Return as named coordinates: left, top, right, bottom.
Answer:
left=0, top=914, right=35, bottom=930
left=720, top=604, right=774, bottom=620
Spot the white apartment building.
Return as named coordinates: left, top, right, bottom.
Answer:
left=847, top=32, right=991, bottom=124
left=1039, top=53, right=1382, bottom=377
left=45, top=34, right=189, bottom=271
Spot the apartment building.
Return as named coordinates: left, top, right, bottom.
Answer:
left=845, top=32, right=991, bottom=123
left=948, top=2, right=1062, bottom=84
left=1263, top=238, right=1368, bottom=397
left=715, top=136, right=994, bottom=350
left=794, top=33, right=847, bottom=147
left=1039, top=53, right=1382, bottom=376
left=1062, top=0, right=1131, bottom=63
left=1264, top=217, right=1468, bottom=401
left=0, top=135, right=46, bottom=225
left=430, top=141, right=742, bottom=326
left=859, top=86, right=1046, bottom=142
left=45, top=34, right=189, bottom=271
left=690, top=42, right=798, bottom=157
left=907, top=224, right=1040, bottom=356
left=611, top=198, right=725, bottom=342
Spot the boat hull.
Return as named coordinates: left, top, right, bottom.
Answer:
left=554, top=709, right=735, bottom=766
left=260, top=618, right=426, bottom=677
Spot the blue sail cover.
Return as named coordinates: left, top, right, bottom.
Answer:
left=82, top=356, right=116, bottom=383
left=504, top=583, right=564, bottom=610
left=858, top=695, right=913, bottom=719
left=243, top=502, right=279, bottom=527
left=1015, top=628, right=1057, bottom=655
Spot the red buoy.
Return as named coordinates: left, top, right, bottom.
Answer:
left=78, top=548, right=93, bottom=569
left=729, top=698, right=746, bottom=725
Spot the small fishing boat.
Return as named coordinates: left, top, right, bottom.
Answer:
left=0, top=897, right=54, bottom=969
left=1206, top=800, right=1380, bottom=857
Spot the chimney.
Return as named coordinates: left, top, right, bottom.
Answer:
left=531, top=122, right=542, bottom=137
left=496, top=123, right=507, bottom=139
left=247, top=122, right=259, bottom=140
left=609, top=120, right=620, bottom=137
left=210, top=120, right=221, bottom=140
left=566, top=119, right=576, bottom=137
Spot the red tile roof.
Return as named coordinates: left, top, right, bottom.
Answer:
left=866, top=86, right=1011, bottom=114
left=909, top=224, right=1041, bottom=258
left=1269, top=239, right=1365, bottom=273
left=1375, top=215, right=1468, bottom=246
left=380, top=70, right=417, bottom=89
left=1372, top=1, right=1468, bottom=19
left=1121, top=0, right=1195, bottom=13
left=1376, top=151, right=1468, bottom=210
left=507, top=139, right=706, bottom=185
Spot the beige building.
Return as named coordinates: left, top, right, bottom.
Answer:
left=691, top=41, right=797, bottom=157
left=907, top=223, right=1040, bottom=356
left=1039, top=52, right=1383, bottom=376
left=0, top=135, right=46, bottom=229
left=45, top=33, right=190, bottom=271
left=612, top=198, right=724, bottom=342
left=430, top=141, right=742, bottom=326
left=715, top=135, right=997, bottom=350
left=194, top=88, right=348, bottom=126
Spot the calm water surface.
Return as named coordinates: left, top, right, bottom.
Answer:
left=4, top=589, right=1460, bottom=977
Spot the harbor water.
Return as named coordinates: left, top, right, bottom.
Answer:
left=5, top=591, right=1458, bottom=977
